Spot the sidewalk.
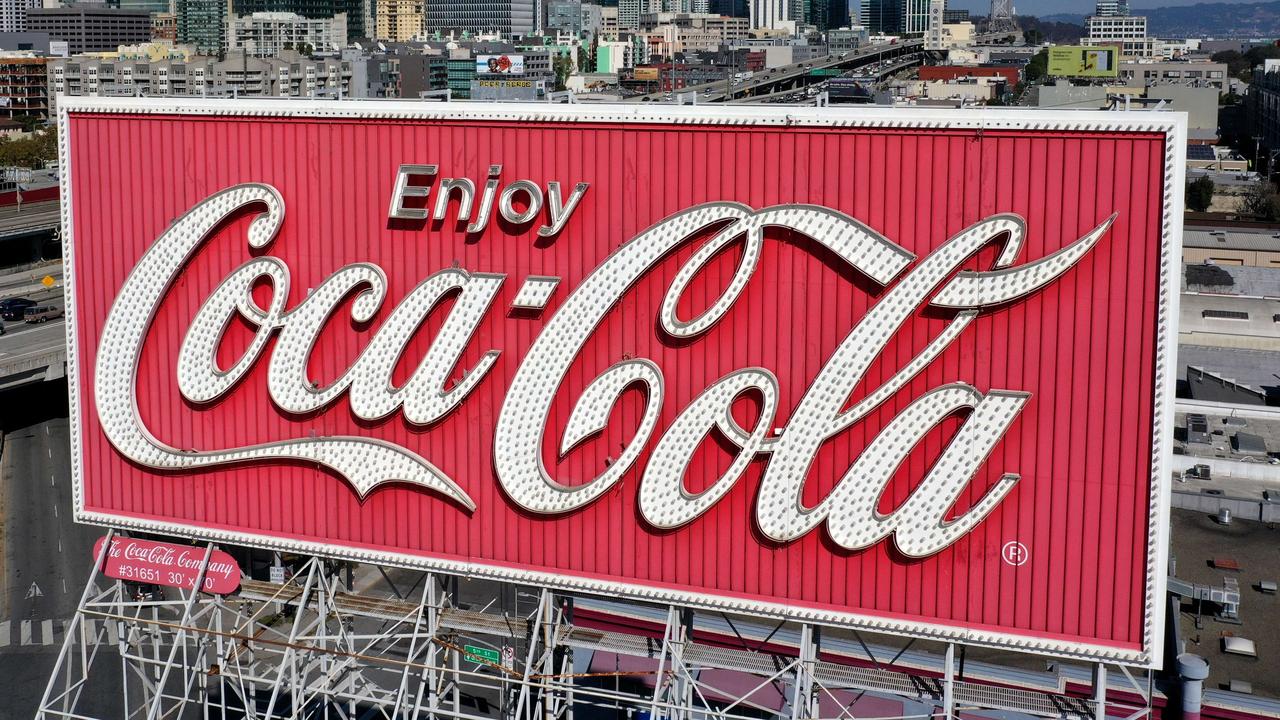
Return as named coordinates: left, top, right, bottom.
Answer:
left=0, top=261, right=62, bottom=300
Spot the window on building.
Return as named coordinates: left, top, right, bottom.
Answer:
left=1202, top=309, right=1249, bottom=320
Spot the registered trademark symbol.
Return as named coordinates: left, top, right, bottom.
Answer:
left=1001, top=541, right=1029, bottom=567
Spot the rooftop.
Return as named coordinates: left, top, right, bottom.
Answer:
left=1179, top=344, right=1280, bottom=401
left=1183, top=262, right=1280, bottom=298
left=1184, top=226, right=1280, bottom=251
left=1171, top=508, right=1280, bottom=697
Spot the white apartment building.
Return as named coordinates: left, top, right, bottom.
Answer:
left=1085, top=14, right=1153, bottom=58
left=749, top=0, right=790, bottom=31
left=228, top=12, right=347, bottom=57
left=0, top=0, right=39, bottom=33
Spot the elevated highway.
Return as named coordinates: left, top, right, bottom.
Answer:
left=628, top=33, right=1017, bottom=104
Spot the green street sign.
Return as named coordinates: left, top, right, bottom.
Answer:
left=464, top=645, right=501, bottom=664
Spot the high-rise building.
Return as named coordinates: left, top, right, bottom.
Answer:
left=175, top=0, right=227, bottom=53
left=376, top=0, right=421, bottom=40
left=824, top=0, right=847, bottom=29
left=546, top=0, right=581, bottom=33
left=620, top=0, right=705, bottom=30
left=26, top=6, right=151, bottom=53
left=422, top=0, right=535, bottom=36
left=1085, top=11, right=1151, bottom=57
left=233, top=0, right=370, bottom=44
left=707, top=0, right=745, bottom=16
left=859, top=0, right=927, bottom=35
left=1093, top=0, right=1128, bottom=17
left=0, top=0, right=40, bottom=33
left=117, top=0, right=174, bottom=12
left=0, top=53, right=47, bottom=118
left=748, top=0, right=786, bottom=29
left=228, top=11, right=347, bottom=56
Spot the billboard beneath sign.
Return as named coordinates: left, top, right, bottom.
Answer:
left=61, top=99, right=1182, bottom=667
left=476, top=54, right=524, bottom=75
left=1049, top=46, right=1119, bottom=78
left=634, top=67, right=660, bottom=81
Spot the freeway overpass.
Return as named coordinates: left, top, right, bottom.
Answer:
left=0, top=200, right=61, bottom=267
left=628, top=33, right=1018, bottom=104
left=0, top=268, right=65, bottom=392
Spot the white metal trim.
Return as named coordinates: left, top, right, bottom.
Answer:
left=59, top=98, right=1183, bottom=668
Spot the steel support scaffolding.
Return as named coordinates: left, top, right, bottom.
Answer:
left=37, top=531, right=1158, bottom=720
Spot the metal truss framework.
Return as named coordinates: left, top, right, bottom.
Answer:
left=38, top=530, right=1156, bottom=720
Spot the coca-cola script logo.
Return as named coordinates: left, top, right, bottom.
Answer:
left=92, top=536, right=240, bottom=594
left=95, top=182, right=1113, bottom=559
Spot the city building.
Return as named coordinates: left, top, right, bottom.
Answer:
left=422, top=0, right=535, bottom=38
left=1181, top=263, right=1280, bottom=351
left=174, top=0, right=226, bottom=54
left=117, top=0, right=172, bottom=12
left=748, top=0, right=789, bottom=31
left=233, top=0, right=369, bottom=42
left=919, top=63, right=1018, bottom=86
left=376, top=0, right=422, bottom=41
left=1084, top=14, right=1152, bottom=58
left=445, top=52, right=474, bottom=96
left=396, top=50, right=447, bottom=97
left=228, top=12, right=347, bottom=57
left=0, top=52, right=45, bottom=118
left=859, top=0, right=928, bottom=36
left=1119, top=59, right=1226, bottom=89
left=1184, top=224, right=1280, bottom=268
left=0, top=30, right=52, bottom=52
left=546, top=0, right=582, bottom=33
left=0, top=0, right=39, bottom=33
left=826, top=25, right=866, bottom=52
left=26, top=6, right=150, bottom=54
left=1093, top=0, right=1128, bottom=16
left=1251, top=59, right=1280, bottom=155
left=48, top=49, right=351, bottom=108
left=343, top=46, right=401, bottom=96
left=621, top=0, right=707, bottom=30
left=151, top=11, right=175, bottom=41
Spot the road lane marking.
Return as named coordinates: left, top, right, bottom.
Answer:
left=41, top=620, right=53, bottom=645
left=57, top=537, right=62, bottom=553
left=46, top=448, right=50, bottom=458
left=0, top=621, right=8, bottom=647
left=50, top=474, right=54, bottom=487
left=53, top=503, right=57, bottom=518
left=20, top=620, right=31, bottom=645
left=62, top=578, right=67, bottom=594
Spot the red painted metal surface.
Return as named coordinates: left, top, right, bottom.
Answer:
left=66, top=111, right=1169, bottom=657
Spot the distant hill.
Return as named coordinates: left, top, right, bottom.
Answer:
left=1040, top=1, right=1280, bottom=38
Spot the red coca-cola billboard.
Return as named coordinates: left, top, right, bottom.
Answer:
left=61, top=99, right=1182, bottom=666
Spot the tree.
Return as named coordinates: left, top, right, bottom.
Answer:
left=1024, top=48, right=1048, bottom=83
left=1211, top=50, right=1248, bottom=79
left=1239, top=179, right=1280, bottom=220
left=552, top=54, right=574, bottom=92
left=1186, top=176, right=1215, bottom=212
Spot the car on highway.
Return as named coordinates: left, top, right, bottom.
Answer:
left=0, top=296, right=36, bottom=320
left=23, top=304, right=63, bottom=323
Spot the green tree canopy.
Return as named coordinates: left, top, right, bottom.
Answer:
left=1186, top=176, right=1215, bottom=212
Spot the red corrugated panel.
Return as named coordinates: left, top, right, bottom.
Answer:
left=66, top=110, right=1170, bottom=660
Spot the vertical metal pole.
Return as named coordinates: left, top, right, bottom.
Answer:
left=791, top=624, right=816, bottom=720
left=263, top=559, right=319, bottom=719
left=397, top=572, right=438, bottom=720
left=145, top=543, right=216, bottom=720
left=943, top=643, right=956, bottom=720
left=1094, top=663, right=1108, bottom=720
